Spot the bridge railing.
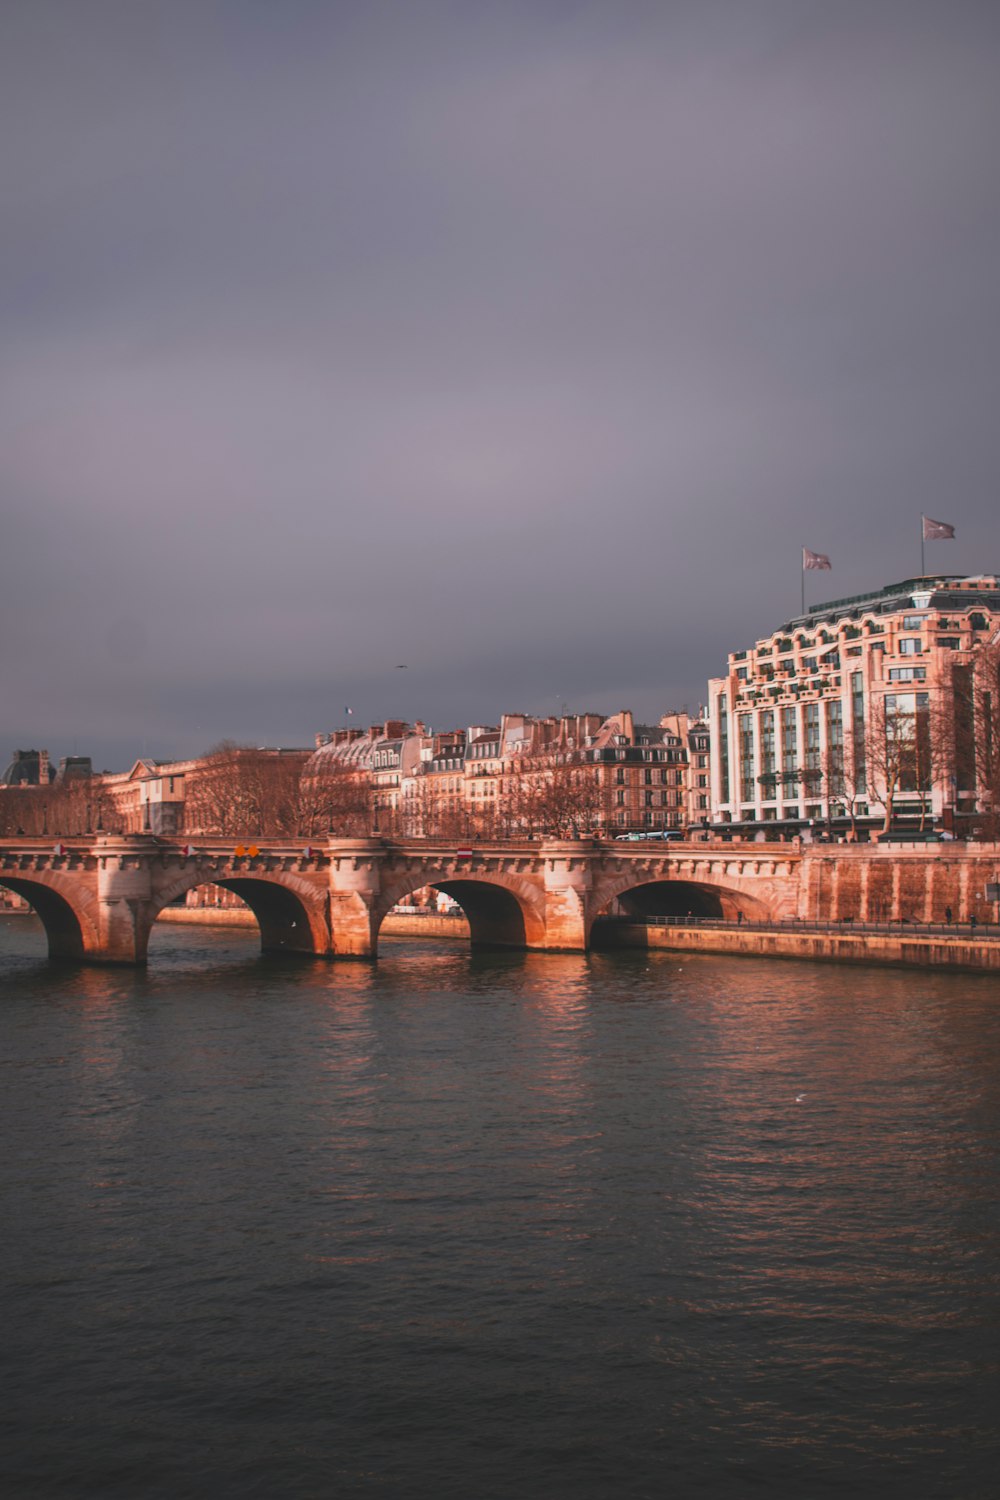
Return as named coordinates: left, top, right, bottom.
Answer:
left=607, top=914, right=1000, bottom=941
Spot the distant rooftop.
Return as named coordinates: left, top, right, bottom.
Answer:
left=780, top=574, right=1000, bottom=631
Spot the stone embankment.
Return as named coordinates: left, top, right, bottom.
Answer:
left=595, top=920, right=1000, bottom=972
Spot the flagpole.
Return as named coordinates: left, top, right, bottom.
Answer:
left=920, top=515, right=925, bottom=577
left=801, top=549, right=805, bottom=616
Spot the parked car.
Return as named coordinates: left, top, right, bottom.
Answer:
left=614, top=830, right=684, bottom=842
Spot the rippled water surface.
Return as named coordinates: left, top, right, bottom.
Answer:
left=1, top=914, right=999, bottom=1498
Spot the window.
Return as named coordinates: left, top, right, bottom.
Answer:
left=939, top=637, right=961, bottom=649
left=903, top=615, right=925, bottom=630
left=659, top=769, right=668, bottom=784
left=781, top=706, right=797, bottom=783
left=760, top=710, right=776, bottom=786
left=899, top=638, right=922, bottom=656
left=697, top=795, right=708, bottom=810
left=737, top=667, right=749, bottom=681
left=697, top=774, right=708, bottom=788
left=804, top=701, right=820, bottom=779
left=889, top=667, right=926, bottom=682
left=826, top=699, right=844, bottom=795
left=644, top=769, right=652, bottom=785
left=739, top=716, right=755, bottom=802
left=616, top=790, right=625, bottom=805
left=718, top=695, right=730, bottom=804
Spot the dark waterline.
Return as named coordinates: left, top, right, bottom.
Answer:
left=2, top=914, right=999, bottom=1499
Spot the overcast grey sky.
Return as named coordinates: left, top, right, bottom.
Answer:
left=3, top=0, right=998, bottom=769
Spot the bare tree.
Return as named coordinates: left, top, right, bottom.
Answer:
left=0, top=778, right=125, bottom=837
left=863, top=694, right=932, bottom=834
left=972, top=647, right=1000, bottom=838
left=184, top=744, right=307, bottom=837
left=0, top=787, right=47, bottom=836
left=946, top=645, right=1000, bottom=839
left=819, top=744, right=868, bottom=840
left=297, top=755, right=374, bottom=837
left=504, top=754, right=604, bottom=837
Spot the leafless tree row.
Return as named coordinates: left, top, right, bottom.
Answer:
left=0, top=779, right=124, bottom=837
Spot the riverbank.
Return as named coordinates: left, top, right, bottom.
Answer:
left=156, top=906, right=473, bottom=940
left=100, top=906, right=1000, bottom=971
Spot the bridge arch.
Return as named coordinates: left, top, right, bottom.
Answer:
left=150, top=871, right=330, bottom=959
left=374, top=870, right=547, bottom=953
left=0, top=874, right=99, bottom=961
left=589, top=874, right=772, bottom=945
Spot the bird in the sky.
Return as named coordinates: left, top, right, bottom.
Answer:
left=395, top=664, right=408, bottom=669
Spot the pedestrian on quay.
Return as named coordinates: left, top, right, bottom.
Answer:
left=970, top=912, right=978, bottom=933
left=945, top=905, right=952, bottom=925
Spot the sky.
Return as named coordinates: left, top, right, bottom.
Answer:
left=3, top=0, right=999, bottom=770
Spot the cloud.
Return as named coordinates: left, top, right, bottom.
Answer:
left=3, top=1, right=999, bottom=762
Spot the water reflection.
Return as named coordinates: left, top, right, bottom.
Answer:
left=3, top=919, right=1000, bottom=1497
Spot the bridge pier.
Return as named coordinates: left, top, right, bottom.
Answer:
left=95, top=834, right=159, bottom=964
left=540, top=840, right=594, bottom=951
left=327, top=838, right=386, bottom=958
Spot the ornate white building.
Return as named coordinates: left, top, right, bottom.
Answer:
left=708, top=574, right=1000, bottom=837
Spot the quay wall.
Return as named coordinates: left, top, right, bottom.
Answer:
left=597, top=922, right=1000, bottom=973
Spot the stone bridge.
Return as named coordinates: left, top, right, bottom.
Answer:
left=3, top=834, right=995, bottom=966
left=0, top=834, right=802, bottom=965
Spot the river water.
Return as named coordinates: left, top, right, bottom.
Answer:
left=1, top=914, right=998, bottom=1498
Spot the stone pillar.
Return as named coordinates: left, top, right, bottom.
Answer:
left=958, top=858, right=971, bottom=924
left=922, top=859, right=935, bottom=924
left=796, top=850, right=816, bottom=920
left=327, top=838, right=385, bottom=957
left=95, top=834, right=158, bottom=964
left=859, top=859, right=870, bottom=922
left=539, top=839, right=594, bottom=951
left=827, top=857, right=840, bottom=922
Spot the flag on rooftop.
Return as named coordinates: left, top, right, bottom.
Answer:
left=802, top=547, right=832, bottom=571
left=922, top=515, right=955, bottom=540
left=345, top=706, right=354, bottom=716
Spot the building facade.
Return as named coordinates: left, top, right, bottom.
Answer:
left=309, top=710, right=705, bottom=839
left=708, top=574, right=1000, bottom=836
